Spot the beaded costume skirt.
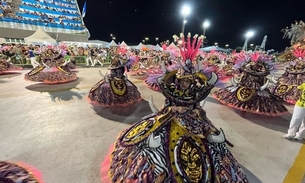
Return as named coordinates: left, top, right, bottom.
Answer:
left=88, top=79, right=142, bottom=107
left=0, top=61, right=22, bottom=74
left=214, top=86, right=288, bottom=116
left=24, top=65, right=77, bottom=84
left=270, top=71, right=304, bottom=104
left=0, top=161, right=43, bottom=183
left=101, top=107, right=248, bottom=183
left=65, top=62, right=77, bottom=71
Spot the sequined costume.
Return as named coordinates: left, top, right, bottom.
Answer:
left=271, top=49, right=305, bottom=104
left=88, top=55, right=142, bottom=107
left=24, top=49, right=77, bottom=84
left=214, top=52, right=288, bottom=116
left=63, top=55, right=77, bottom=71
left=101, top=33, right=248, bottom=183
left=0, top=57, right=22, bottom=74
left=0, top=161, right=43, bottom=183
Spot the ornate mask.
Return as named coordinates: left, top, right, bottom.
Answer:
left=110, top=78, right=126, bottom=96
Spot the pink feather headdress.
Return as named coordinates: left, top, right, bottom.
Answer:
left=250, top=52, right=260, bottom=62
left=173, top=33, right=204, bottom=62
left=293, top=48, right=305, bottom=59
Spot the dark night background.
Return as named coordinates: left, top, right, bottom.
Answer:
left=77, top=0, right=305, bottom=51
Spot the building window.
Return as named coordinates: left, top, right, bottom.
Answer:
left=5, top=38, right=10, bottom=42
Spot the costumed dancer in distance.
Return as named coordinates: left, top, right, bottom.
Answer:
left=144, top=47, right=180, bottom=91
left=60, top=45, right=78, bottom=71
left=271, top=48, right=305, bottom=104
left=88, top=55, right=142, bottom=107
left=0, top=46, right=23, bottom=74
left=283, top=83, right=305, bottom=141
left=24, top=48, right=77, bottom=84
left=0, top=56, right=22, bottom=74
left=0, top=161, right=44, bottom=183
left=213, top=51, right=288, bottom=116
left=101, top=33, right=248, bottom=183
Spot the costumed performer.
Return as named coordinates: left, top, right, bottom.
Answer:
left=213, top=52, right=288, bottom=116
left=100, top=33, right=248, bottom=183
left=88, top=55, right=142, bottom=107
left=0, top=56, right=22, bottom=74
left=24, top=48, right=77, bottom=84
left=271, top=48, right=305, bottom=104
left=0, top=161, right=44, bottom=183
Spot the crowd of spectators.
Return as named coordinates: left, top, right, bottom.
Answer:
left=0, top=43, right=165, bottom=66
left=0, top=0, right=14, bottom=17
left=16, top=10, right=84, bottom=28
left=21, top=2, right=78, bottom=15
left=0, top=0, right=84, bottom=31
left=38, top=0, right=76, bottom=9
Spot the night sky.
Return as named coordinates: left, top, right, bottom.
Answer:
left=78, top=0, right=305, bottom=51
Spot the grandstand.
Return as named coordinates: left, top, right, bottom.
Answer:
left=0, top=0, right=88, bottom=43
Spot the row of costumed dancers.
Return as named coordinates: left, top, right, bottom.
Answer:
left=0, top=32, right=304, bottom=182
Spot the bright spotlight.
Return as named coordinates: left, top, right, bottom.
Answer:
left=246, top=31, right=254, bottom=38
left=181, top=5, right=191, bottom=16
left=203, top=21, right=210, bottom=28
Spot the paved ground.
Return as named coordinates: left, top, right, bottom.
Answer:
left=0, top=66, right=304, bottom=183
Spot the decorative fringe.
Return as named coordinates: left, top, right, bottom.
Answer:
left=100, top=144, right=115, bottom=183
left=213, top=94, right=290, bottom=117
left=17, top=162, right=45, bottom=183
left=87, top=96, right=143, bottom=108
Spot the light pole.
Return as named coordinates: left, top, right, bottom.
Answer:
left=181, top=5, right=190, bottom=34
left=110, top=33, right=116, bottom=41
left=155, top=37, right=159, bottom=44
left=225, top=44, right=229, bottom=48
left=242, top=31, right=254, bottom=51
left=145, top=37, right=149, bottom=44
left=203, top=20, right=210, bottom=38
left=214, top=42, right=218, bottom=46
left=202, top=20, right=210, bottom=47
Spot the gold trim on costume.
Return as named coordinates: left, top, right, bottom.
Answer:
left=110, top=80, right=126, bottom=96
left=28, top=66, right=44, bottom=76
left=122, top=108, right=174, bottom=145
left=131, top=63, right=140, bottom=71
left=90, top=79, right=105, bottom=92
left=168, top=120, right=211, bottom=183
left=236, top=87, right=255, bottom=102
left=57, top=66, right=69, bottom=74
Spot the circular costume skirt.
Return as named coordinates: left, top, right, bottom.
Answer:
left=25, top=66, right=77, bottom=84
left=214, top=86, right=288, bottom=116
left=88, top=79, right=142, bottom=107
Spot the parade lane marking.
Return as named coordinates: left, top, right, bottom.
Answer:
left=283, top=143, right=305, bottom=183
